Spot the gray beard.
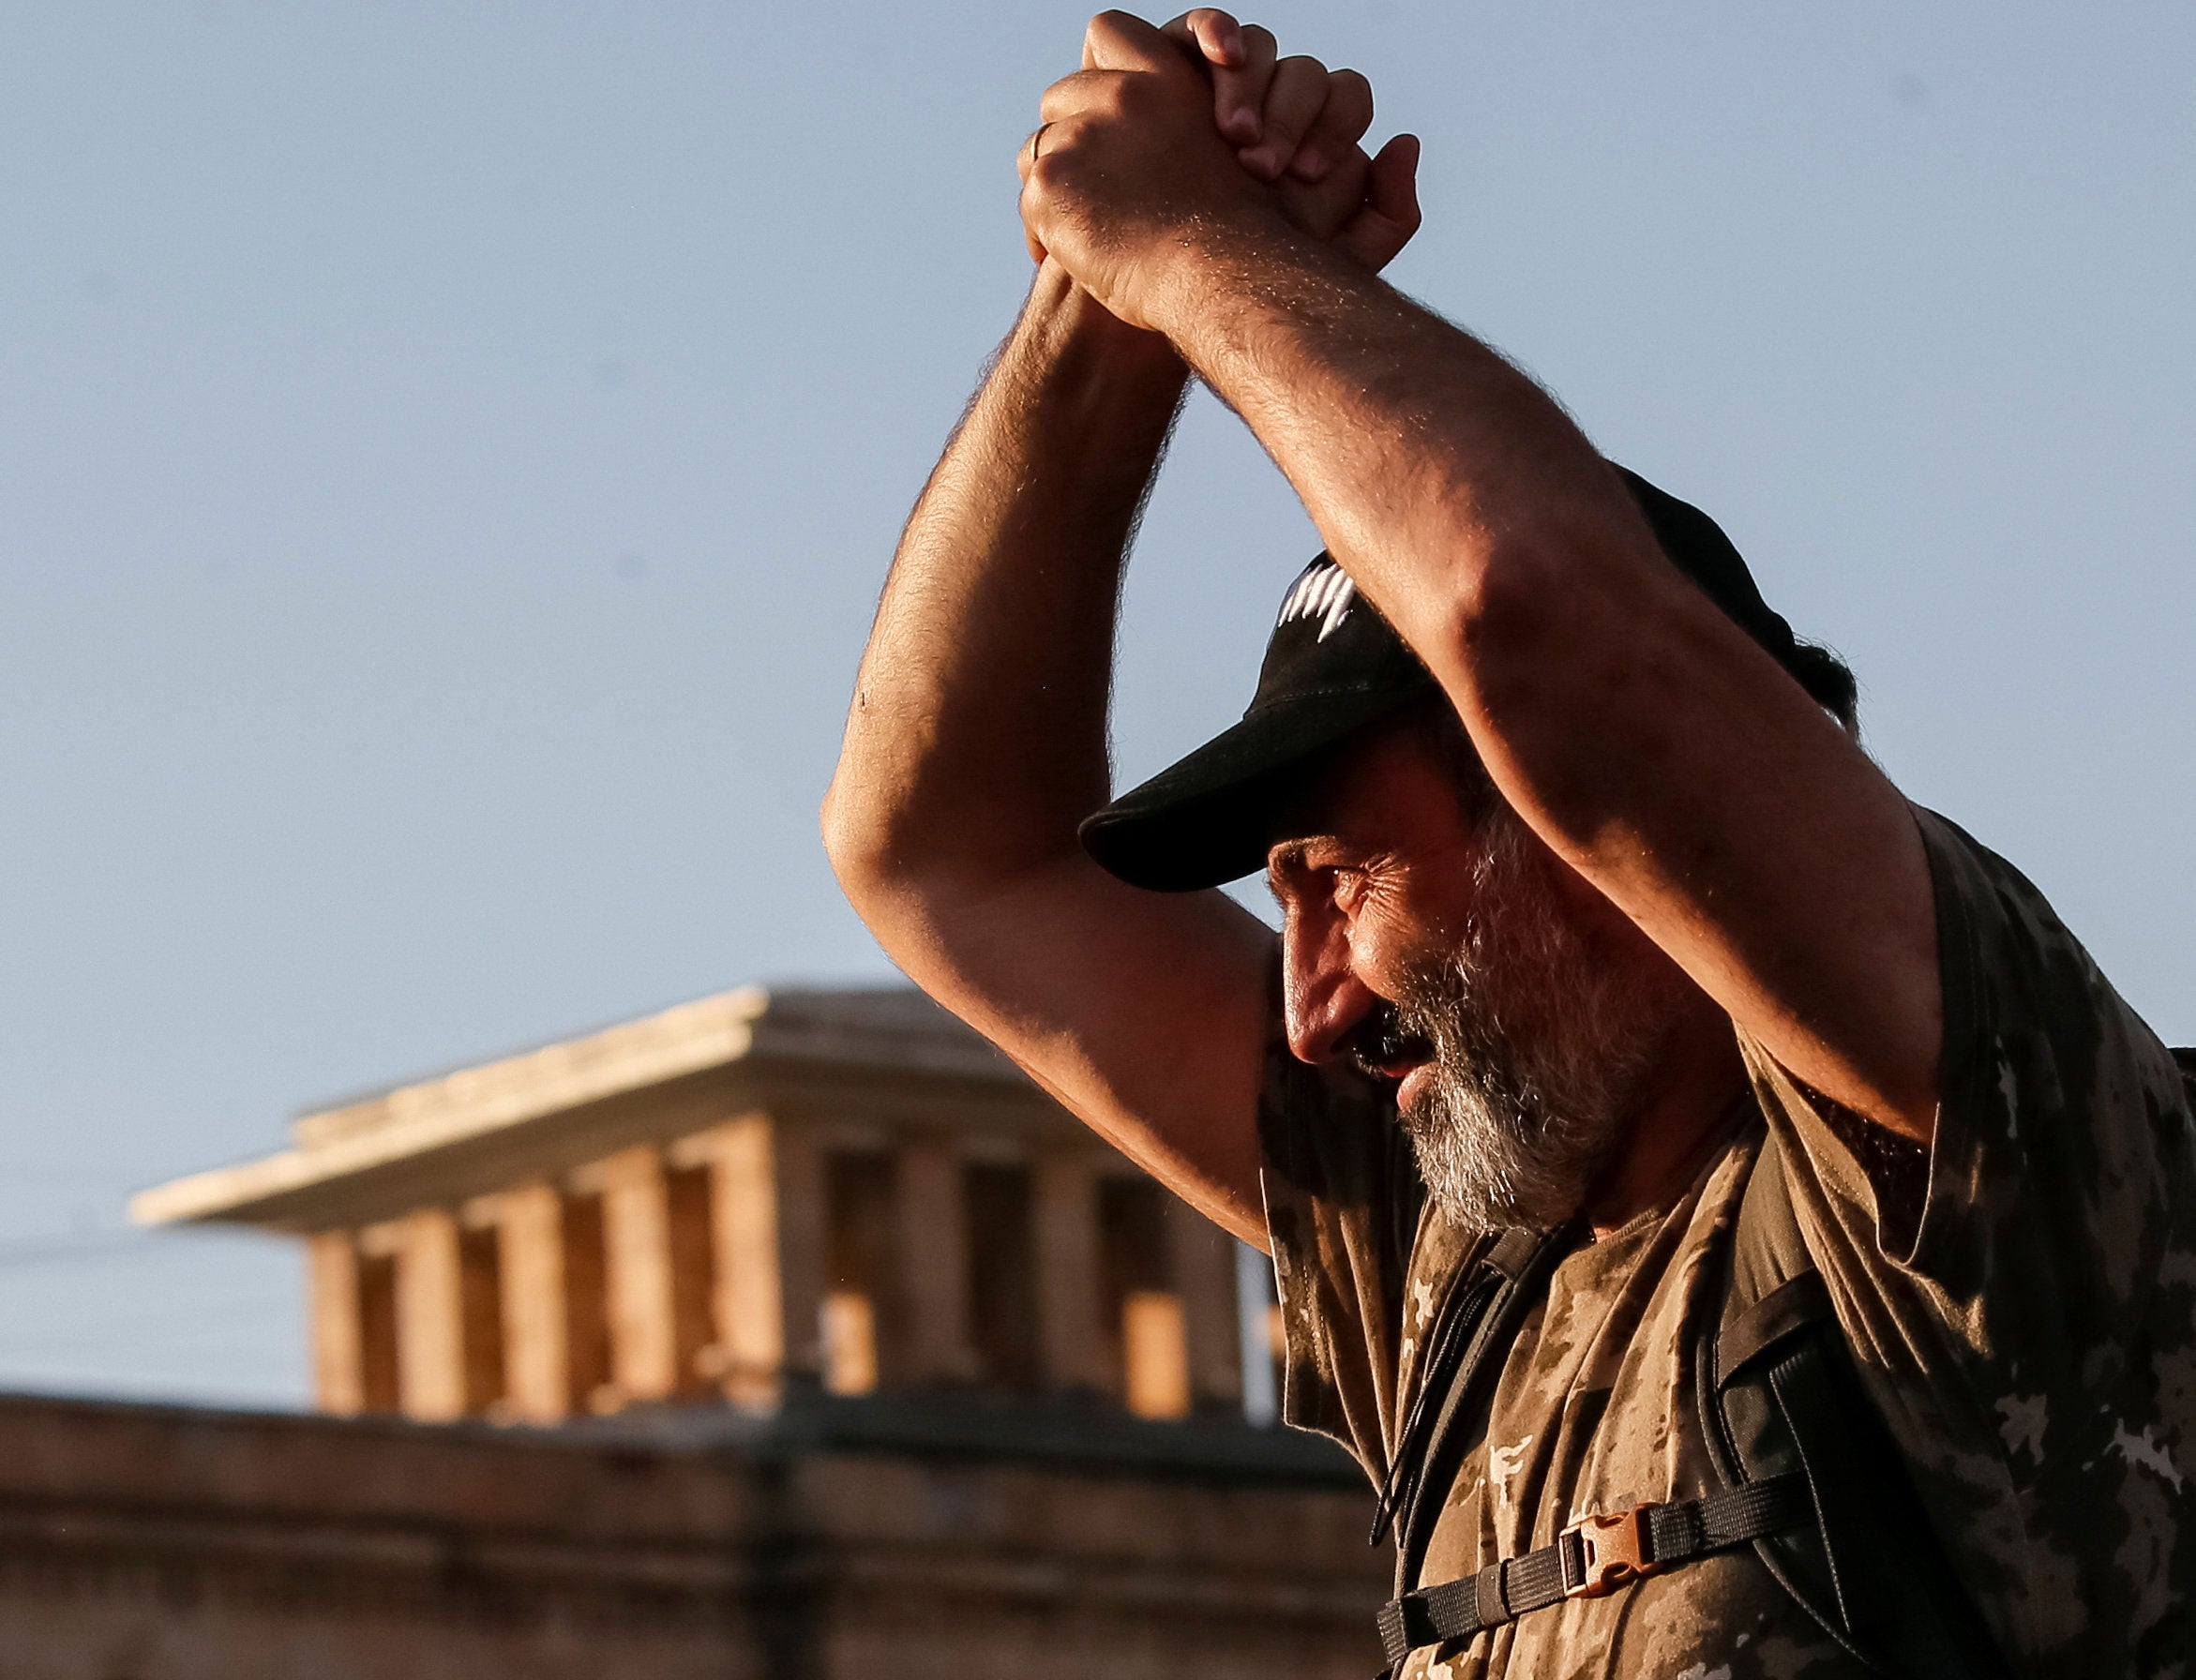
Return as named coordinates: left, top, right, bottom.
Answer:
left=1389, top=812, right=1678, bottom=1234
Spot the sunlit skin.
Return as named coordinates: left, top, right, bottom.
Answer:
left=1268, top=723, right=1761, bottom=1236
left=825, top=19, right=1421, bottom=1251
left=828, top=9, right=1937, bottom=1262
left=1013, top=8, right=1940, bottom=1144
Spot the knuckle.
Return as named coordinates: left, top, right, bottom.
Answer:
left=1113, top=75, right=1160, bottom=115
left=1027, top=152, right=1068, bottom=195
left=1326, top=76, right=1374, bottom=133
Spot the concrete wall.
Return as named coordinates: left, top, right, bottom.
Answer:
left=0, top=1392, right=1388, bottom=1680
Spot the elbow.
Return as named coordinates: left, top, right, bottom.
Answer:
left=820, top=770, right=903, bottom=922
left=1442, top=532, right=1572, bottom=709
left=1436, top=461, right=1649, bottom=671
left=820, top=764, right=983, bottom=942
left=1433, top=520, right=1651, bottom=814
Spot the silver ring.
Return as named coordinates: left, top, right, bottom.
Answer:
left=1029, top=123, right=1052, bottom=166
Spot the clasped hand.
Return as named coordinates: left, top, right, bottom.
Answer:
left=1017, top=9, right=1421, bottom=334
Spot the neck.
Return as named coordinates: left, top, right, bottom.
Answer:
left=1579, top=995, right=1752, bottom=1238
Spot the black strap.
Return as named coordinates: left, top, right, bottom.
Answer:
left=1388, top=1226, right=1573, bottom=1597
left=1376, top=1474, right=1812, bottom=1669
left=1370, top=1226, right=1548, bottom=1549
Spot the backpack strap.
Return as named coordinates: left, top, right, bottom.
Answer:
left=1370, top=1181, right=1828, bottom=1676
left=1375, top=1224, right=1571, bottom=1602
left=1375, top=1474, right=1811, bottom=1668
left=1370, top=1130, right=2019, bottom=1677
left=1699, top=1133, right=2012, bottom=1678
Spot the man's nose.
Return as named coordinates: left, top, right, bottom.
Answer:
left=1282, top=902, right=1380, bottom=1065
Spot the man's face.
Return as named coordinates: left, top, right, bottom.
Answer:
left=1266, top=719, right=1687, bottom=1230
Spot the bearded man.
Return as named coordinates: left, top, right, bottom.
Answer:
left=823, top=11, right=2193, bottom=1676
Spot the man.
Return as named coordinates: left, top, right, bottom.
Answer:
left=824, top=11, right=2192, bottom=1675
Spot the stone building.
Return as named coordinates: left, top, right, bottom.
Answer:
left=0, top=1388, right=1380, bottom=1680
left=50, top=984, right=1395, bottom=1678
left=133, top=986, right=1274, bottom=1430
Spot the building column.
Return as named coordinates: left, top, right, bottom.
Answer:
left=1032, top=1151, right=1109, bottom=1394
left=1166, top=1194, right=1244, bottom=1414
left=683, top=1113, right=786, bottom=1409
left=597, top=1146, right=679, bottom=1403
left=395, top=1208, right=468, bottom=1421
left=594, top=1144, right=714, bottom=1406
left=898, top=1140, right=976, bottom=1384
left=307, top=1230, right=366, bottom=1416
left=494, top=1184, right=571, bottom=1425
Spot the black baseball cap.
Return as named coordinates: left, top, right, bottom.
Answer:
left=1078, top=467, right=1844, bottom=892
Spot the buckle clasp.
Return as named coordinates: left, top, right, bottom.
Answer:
left=1559, top=1504, right=1660, bottom=1598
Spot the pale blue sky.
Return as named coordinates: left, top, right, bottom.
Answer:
left=3, top=1, right=2191, bottom=1404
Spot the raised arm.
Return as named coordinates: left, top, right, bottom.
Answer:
left=824, top=23, right=1420, bottom=1245
left=1020, top=13, right=1941, bottom=1145
left=823, top=262, right=1276, bottom=1242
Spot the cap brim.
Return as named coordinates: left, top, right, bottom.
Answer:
left=1077, top=683, right=1421, bottom=892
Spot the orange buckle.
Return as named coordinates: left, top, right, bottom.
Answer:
left=1559, top=1504, right=1660, bottom=1598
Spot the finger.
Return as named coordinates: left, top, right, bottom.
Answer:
left=1015, top=123, right=1047, bottom=188
left=1288, top=68, right=1372, bottom=184
left=1018, top=163, right=1046, bottom=262
left=1158, top=9, right=1245, bottom=68
left=1039, top=68, right=1115, bottom=125
left=1207, top=22, right=1275, bottom=145
left=1082, top=8, right=1182, bottom=73
left=1333, top=132, right=1422, bottom=273
left=1240, top=54, right=1329, bottom=181
left=1271, top=142, right=1368, bottom=242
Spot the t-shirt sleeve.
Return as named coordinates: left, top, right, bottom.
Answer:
left=1256, top=997, right=1425, bottom=1488
left=1741, top=804, right=2196, bottom=1658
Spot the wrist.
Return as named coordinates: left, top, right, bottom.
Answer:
left=1019, top=261, right=1187, bottom=392
left=1143, top=212, right=1352, bottom=376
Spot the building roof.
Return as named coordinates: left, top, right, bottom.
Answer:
left=131, top=985, right=1047, bottom=1234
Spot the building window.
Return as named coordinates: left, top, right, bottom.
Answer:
left=822, top=1150, right=898, bottom=1395
left=665, top=1162, right=716, bottom=1397
left=458, top=1224, right=507, bottom=1415
left=561, top=1191, right=615, bottom=1415
left=1098, top=1178, right=1189, bottom=1419
left=963, top=1162, right=1041, bottom=1391
left=356, top=1250, right=400, bottom=1414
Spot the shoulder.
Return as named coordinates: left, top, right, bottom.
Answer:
left=1917, top=803, right=2189, bottom=1153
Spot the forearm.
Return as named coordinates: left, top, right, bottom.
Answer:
left=1138, top=220, right=1941, bottom=1135
left=1143, top=218, right=1679, bottom=839
left=825, top=263, right=1190, bottom=908
left=1157, top=221, right=1631, bottom=669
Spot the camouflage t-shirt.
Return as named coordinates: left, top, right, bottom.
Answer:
left=1259, top=807, right=2195, bottom=1677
